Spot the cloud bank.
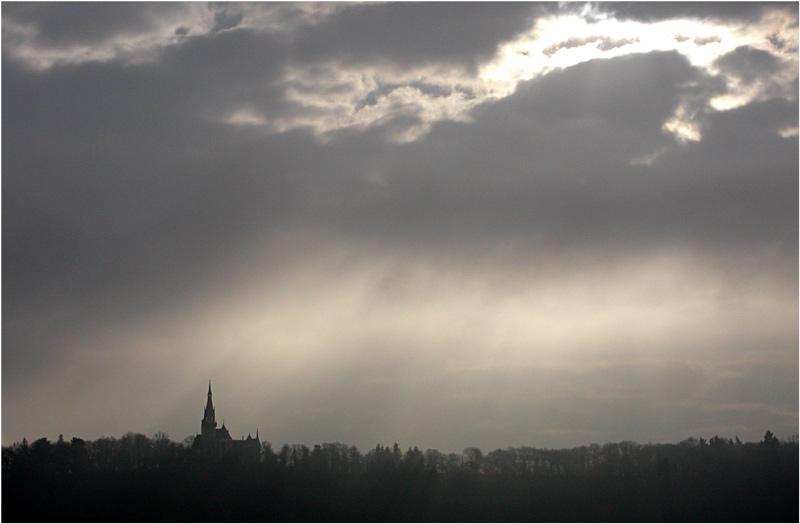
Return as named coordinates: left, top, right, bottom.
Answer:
left=3, top=2, right=797, bottom=451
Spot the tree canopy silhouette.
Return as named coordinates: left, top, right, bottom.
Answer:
left=3, top=431, right=797, bottom=522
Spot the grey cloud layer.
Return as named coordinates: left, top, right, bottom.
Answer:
left=288, top=2, right=547, bottom=70
left=2, top=2, right=190, bottom=46
left=592, top=2, right=798, bottom=24
left=3, top=3, right=797, bottom=447
left=7, top=46, right=794, bottom=306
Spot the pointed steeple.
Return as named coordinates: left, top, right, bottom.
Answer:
left=203, top=381, right=215, bottom=426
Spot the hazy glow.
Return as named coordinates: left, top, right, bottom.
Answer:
left=225, top=108, right=268, bottom=127
left=3, top=3, right=797, bottom=451
left=16, top=239, right=792, bottom=449
left=663, top=106, right=704, bottom=143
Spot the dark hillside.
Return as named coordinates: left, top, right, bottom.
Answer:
left=3, top=432, right=797, bottom=522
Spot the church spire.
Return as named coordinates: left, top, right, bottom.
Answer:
left=203, top=381, right=215, bottom=425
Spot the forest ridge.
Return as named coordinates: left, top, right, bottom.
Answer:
left=3, top=431, right=797, bottom=521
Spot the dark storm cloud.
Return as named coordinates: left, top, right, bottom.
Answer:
left=156, top=27, right=290, bottom=115
left=714, top=45, right=784, bottom=85
left=4, top=30, right=296, bottom=374
left=496, top=51, right=700, bottom=128
left=345, top=52, right=795, bottom=261
left=2, top=2, right=188, bottom=46
left=211, top=3, right=244, bottom=33
left=355, top=51, right=694, bottom=236
left=5, top=43, right=796, bottom=372
left=591, top=2, right=798, bottom=24
left=288, top=2, right=550, bottom=71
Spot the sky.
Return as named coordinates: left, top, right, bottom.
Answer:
left=3, top=2, right=798, bottom=452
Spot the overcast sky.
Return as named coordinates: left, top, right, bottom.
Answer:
left=3, top=2, right=798, bottom=451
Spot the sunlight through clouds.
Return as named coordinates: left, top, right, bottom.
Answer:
left=276, top=65, right=483, bottom=141
left=37, top=236, right=792, bottom=449
left=8, top=2, right=783, bottom=148
left=3, top=2, right=797, bottom=451
left=480, top=10, right=798, bottom=145
left=213, top=5, right=800, bottom=146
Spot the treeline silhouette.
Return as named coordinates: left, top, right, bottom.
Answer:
left=3, top=431, right=797, bottom=522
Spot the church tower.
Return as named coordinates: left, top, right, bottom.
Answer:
left=195, top=381, right=257, bottom=462
left=201, top=380, right=217, bottom=454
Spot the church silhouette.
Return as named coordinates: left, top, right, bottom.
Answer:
left=193, top=381, right=260, bottom=462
